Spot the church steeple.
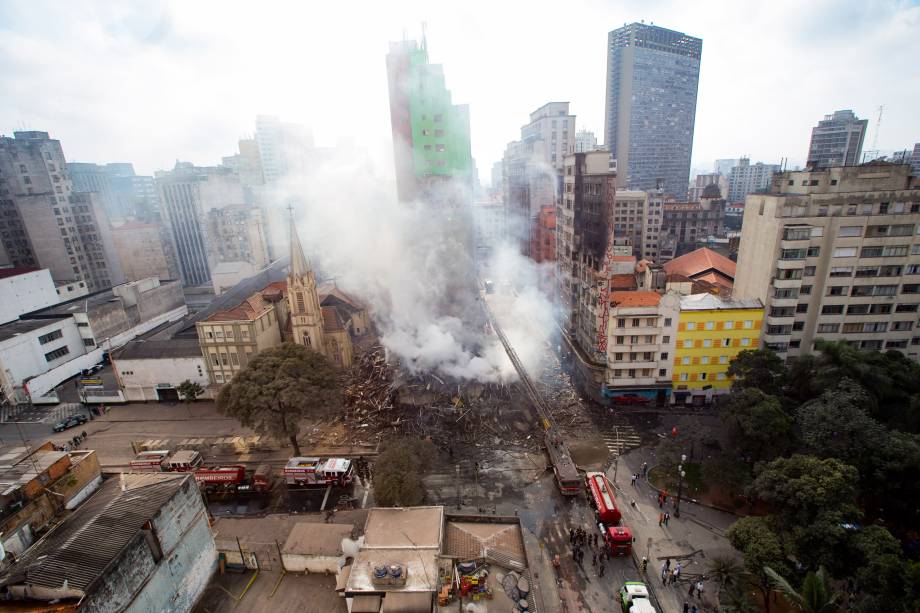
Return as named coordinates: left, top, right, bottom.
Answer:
left=287, top=207, right=325, bottom=352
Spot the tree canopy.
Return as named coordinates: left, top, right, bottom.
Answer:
left=727, top=348, right=788, bottom=396
left=216, top=343, right=342, bottom=455
left=372, top=438, right=436, bottom=507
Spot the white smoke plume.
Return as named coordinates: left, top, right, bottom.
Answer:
left=271, top=144, right=558, bottom=383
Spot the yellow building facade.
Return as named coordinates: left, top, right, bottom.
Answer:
left=672, top=293, right=764, bottom=405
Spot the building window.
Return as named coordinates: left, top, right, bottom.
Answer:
left=703, top=339, right=713, bottom=348
left=705, top=322, right=715, bottom=330
left=724, top=321, right=734, bottom=330
left=617, top=318, right=626, bottom=328
left=215, top=373, right=224, bottom=383
left=821, top=304, right=845, bottom=315
left=837, top=226, right=862, bottom=237
left=701, top=356, right=710, bottom=365
left=827, top=286, right=847, bottom=296
left=743, top=320, right=753, bottom=329
left=687, top=322, right=696, bottom=330
left=806, top=247, right=820, bottom=257
left=683, top=340, right=693, bottom=348
left=719, top=356, right=728, bottom=364
left=44, top=346, right=70, bottom=362
left=892, top=321, right=913, bottom=331
left=660, top=352, right=668, bottom=360
left=804, top=266, right=816, bottom=276
left=37, top=329, right=64, bottom=344
left=700, top=372, right=707, bottom=381
left=632, top=318, right=641, bottom=327
left=230, top=352, right=239, bottom=365
left=681, top=356, right=690, bottom=365
left=664, top=318, right=672, bottom=326
left=896, top=303, right=919, bottom=313
left=796, top=304, right=809, bottom=313
left=659, top=369, right=667, bottom=377
left=834, top=247, right=858, bottom=258
left=662, top=336, right=670, bottom=343
left=210, top=353, right=219, bottom=366
left=800, top=285, right=813, bottom=295
left=741, top=338, right=751, bottom=346
left=716, top=372, right=727, bottom=381
left=679, top=373, right=689, bottom=382
left=817, top=323, right=840, bottom=333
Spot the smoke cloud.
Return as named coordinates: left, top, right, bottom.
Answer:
left=272, top=144, right=558, bottom=383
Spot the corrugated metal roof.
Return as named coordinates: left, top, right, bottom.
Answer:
left=1, top=473, right=190, bottom=594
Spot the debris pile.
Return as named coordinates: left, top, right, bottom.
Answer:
left=537, top=354, right=593, bottom=437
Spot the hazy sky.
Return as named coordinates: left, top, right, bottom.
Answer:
left=2, top=0, right=918, bottom=183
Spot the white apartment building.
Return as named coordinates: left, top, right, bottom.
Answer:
left=604, top=291, right=680, bottom=404
left=734, top=163, right=920, bottom=360
left=728, top=158, right=781, bottom=203
left=613, top=190, right=662, bottom=261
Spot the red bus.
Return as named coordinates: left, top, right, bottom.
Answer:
left=586, top=471, right=622, bottom=524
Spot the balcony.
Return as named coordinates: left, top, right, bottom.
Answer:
left=770, top=296, right=799, bottom=308
left=776, top=259, right=805, bottom=270
left=772, top=277, right=803, bottom=289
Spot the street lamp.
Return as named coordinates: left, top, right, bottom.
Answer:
left=675, top=454, right=687, bottom=518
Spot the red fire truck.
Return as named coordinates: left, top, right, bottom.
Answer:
left=585, top=471, right=633, bottom=556
left=194, top=465, right=247, bottom=492
left=129, top=450, right=170, bottom=472
left=284, top=457, right=354, bottom=486
left=250, top=464, right=274, bottom=493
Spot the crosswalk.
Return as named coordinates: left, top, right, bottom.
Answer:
left=0, top=402, right=85, bottom=424
left=599, top=423, right=642, bottom=458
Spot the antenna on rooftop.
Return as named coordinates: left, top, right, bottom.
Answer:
left=421, top=21, right=428, bottom=52
left=871, top=105, right=884, bottom=152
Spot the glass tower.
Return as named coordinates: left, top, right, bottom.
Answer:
left=604, top=23, right=702, bottom=200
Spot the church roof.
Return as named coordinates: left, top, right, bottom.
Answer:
left=322, top=306, right=348, bottom=332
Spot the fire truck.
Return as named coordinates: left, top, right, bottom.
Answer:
left=586, top=471, right=633, bottom=556
left=194, top=465, right=248, bottom=493
left=284, top=457, right=354, bottom=487
left=129, top=450, right=170, bottom=472
left=250, top=464, right=274, bottom=493
left=129, top=450, right=203, bottom=473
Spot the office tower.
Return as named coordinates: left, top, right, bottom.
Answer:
left=910, top=143, right=920, bottom=176
left=574, top=130, right=598, bottom=153
left=386, top=38, right=473, bottom=204
left=111, top=221, right=180, bottom=282
left=727, top=158, right=781, bottom=203
left=68, top=162, right=122, bottom=220
left=0, top=131, right=123, bottom=291
left=254, top=115, right=314, bottom=185
left=155, top=162, right=268, bottom=287
left=605, top=23, right=702, bottom=198
left=222, top=138, right=265, bottom=189
left=806, top=110, right=868, bottom=169
left=503, top=102, right=575, bottom=255
left=734, top=164, right=920, bottom=361
left=69, top=162, right=160, bottom=222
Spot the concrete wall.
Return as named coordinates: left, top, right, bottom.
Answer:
left=118, top=356, right=212, bottom=402
left=0, top=269, right=60, bottom=325
left=83, top=535, right=159, bottom=613
left=0, top=318, right=86, bottom=401
left=733, top=194, right=781, bottom=303
left=282, top=553, right=340, bottom=574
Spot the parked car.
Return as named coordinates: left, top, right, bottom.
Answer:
left=53, top=414, right=88, bottom=432
left=612, top=394, right=652, bottom=406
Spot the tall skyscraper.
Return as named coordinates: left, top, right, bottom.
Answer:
left=605, top=23, right=702, bottom=199
left=386, top=38, right=473, bottom=204
left=806, top=110, right=868, bottom=169
left=68, top=162, right=159, bottom=221
left=254, top=115, right=314, bottom=185
left=0, top=131, right=123, bottom=291
left=727, top=158, right=781, bottom=203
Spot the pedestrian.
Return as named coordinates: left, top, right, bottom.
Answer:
left=664, top=512, right=671, bottom=526
left=683, top=603, right=690, bottom=613
left=592, top=552, right=597, bottom=566
left=593, top=533, right=598, bottom=548
left=696, top=580, right=704, bottom=598
left=658, top=512, right=664, bottom=527
left=631, top=474, right=637, bottom=486
left=569, top=528, right=575, bottom=543
left=673, top=567, right=680, bottom=585
left=665, top=558, right=671, bottom=572
left=658, top=493, right=664, bottom=508
left=641, top=461, right=648, bottom=476
left=689, top=583, right=695, bottom=596
left=661, top=563, right=668, bottom=583
left=690, top=606, right=697, bottom=613
left=599, top=562, right=605, bottom=577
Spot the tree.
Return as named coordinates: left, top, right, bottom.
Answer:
left=216, top=343, right=342, bottom=456
left=795, top=379, right=885, bottom=470
left=848, top=526, right=920, bottom=611
left=709, top=555, right=745, bottom=596
left=764, top=566, right=842, bottom=613
left=177, top=379, right=204, bottom=404
left=722, top=388, right=793, bottom=463
left=727, top=517, right=790, bottom=613
left=372, top=438, right=437, bottom=507
left=749, top=455, right=859, bottom=528
left=727, top=348, right=787, bottom=396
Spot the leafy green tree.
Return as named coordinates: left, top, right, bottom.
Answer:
left=372, top=438, right=437, bottom=507
left=864, top=431, right=920, bottom=529
left=709, top=555, right=745, bottom=596
left=727, top=348, right=787, bottom=396
left=177, top=379, right=204, bottom=404
left=764, top=566, right=842, bottom=613
left=848, top=526, right=920, bottom=611
left=749, top=455, right=859, bottom=528
left=795, top=379, right=885, bottom=470
left=216, top=343, right=342, bottom=455
left=727, top=517, right=790, bottom=613
left=722, top=388, right=793, bottom=462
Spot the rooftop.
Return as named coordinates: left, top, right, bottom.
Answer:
left=663, top=247, right=736, bottom=283
left=610, top=274, right=638, bottom=291
left=282, top=522, right=354, bottom=557
left=362, top=506, right=443, bottom=549
left=346, top=548, right=439, bottom=594
left=0, top=473, right=190, bottom=595
left=0, top=316, right=70, bottom=344
left=610, top=291, right=661, bottom=308
left=680, top=293, right=762, bottom=311
left=0, top=267, right=40, bottom=280
left=322, top=305, right=347, bottom=332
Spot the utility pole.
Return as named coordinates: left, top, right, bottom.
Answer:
left=675, top=454, right=687, bottom=518
left=455, top=464, right=461, bottom=510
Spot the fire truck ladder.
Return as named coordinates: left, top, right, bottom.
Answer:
left=481, top=294, right=581, bottom=493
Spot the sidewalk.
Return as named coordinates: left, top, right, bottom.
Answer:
left=611, top=449, right=739, bottom=613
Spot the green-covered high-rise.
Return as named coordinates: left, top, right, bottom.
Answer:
left=386, top=38, right=473, bottom=204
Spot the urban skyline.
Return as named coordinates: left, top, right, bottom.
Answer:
left=1, top=1, right=918, bottom=185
